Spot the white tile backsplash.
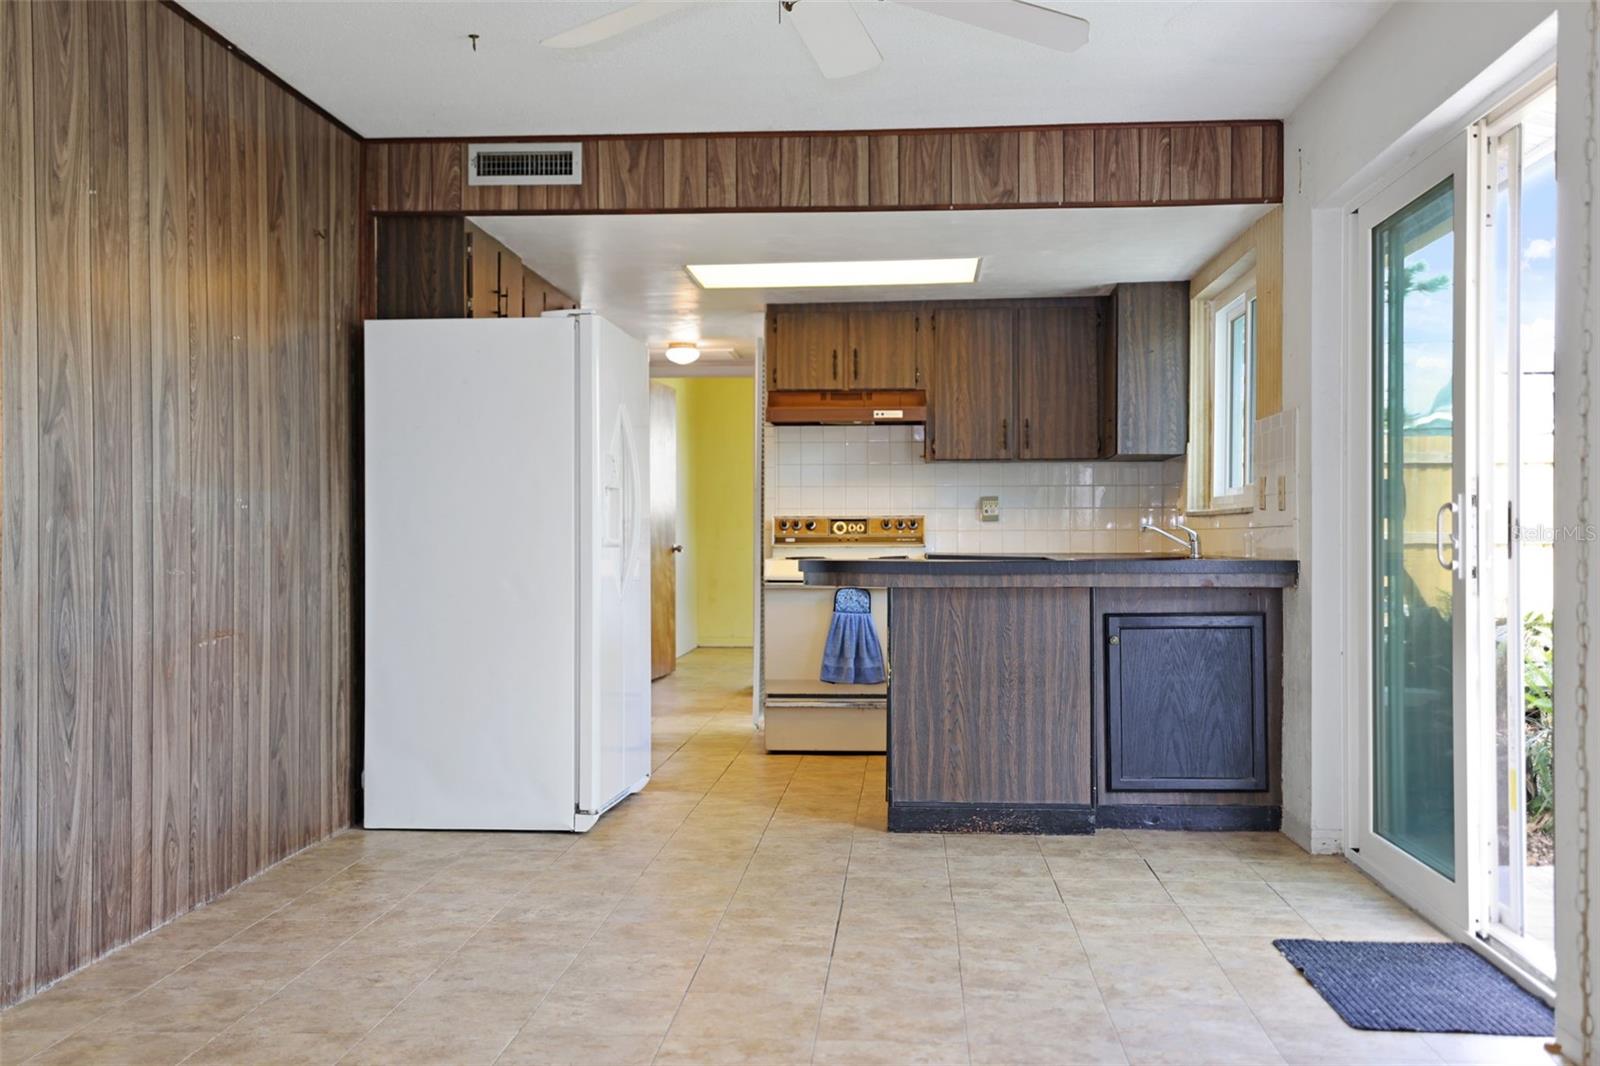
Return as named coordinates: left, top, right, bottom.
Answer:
left=1183, top=407, right=1299, bottom=559
left=764, top=425, right=1184, bottom=554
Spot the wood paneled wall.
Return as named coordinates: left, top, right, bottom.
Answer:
left=0, top=0, right=359, bottom=1005
left=367, top=121, right=1283, bottom=215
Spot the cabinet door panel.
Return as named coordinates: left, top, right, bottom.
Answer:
left=768, top=309, right=845, bottom=389
left=1105, top=614, right=1268, bottom=791
left=1016, top=306, right=1101, bottom=459
left=890, top=587, right=1092, bottom=804
left=929, top=308, right=1014, bottom=460
left=848, top=308, right=922, bottom=389
left=1113, top=282, right=1189, bottom=457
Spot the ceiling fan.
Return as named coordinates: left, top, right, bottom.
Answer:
left=540, top=1, right=1091, bottom=80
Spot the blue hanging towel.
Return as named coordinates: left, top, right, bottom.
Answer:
left=821, top=587, right=885, bottom=685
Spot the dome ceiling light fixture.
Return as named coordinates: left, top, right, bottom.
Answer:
left=665, top=342, right=702, bottom=366
left=541, top=0, right=1091, bottom=81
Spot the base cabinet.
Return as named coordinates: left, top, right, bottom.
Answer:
left=1104, top=612, right=1269, bottom=792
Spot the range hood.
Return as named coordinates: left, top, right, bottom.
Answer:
left=765, top=389, right=927, bottom=426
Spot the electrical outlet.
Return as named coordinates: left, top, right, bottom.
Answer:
left=1278, top=475, right=1287, bottom=511
left=1257, top=476, right=1267, bottom=510
left=979, top=495, right=1001, bottom=522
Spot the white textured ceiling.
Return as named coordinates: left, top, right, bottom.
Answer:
left=475, top=204, right=1271, bottom=360
left=180, top=1, right=1390, bottom=137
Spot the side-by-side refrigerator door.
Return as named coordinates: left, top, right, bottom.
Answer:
left=364, top=318, right=579, bottom=830
left=572, top=312, right=654, bottom=822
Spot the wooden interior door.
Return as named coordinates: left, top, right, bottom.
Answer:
left=649, top=383, right=679, bottom=680
left=1016, top=305, right=1102, bottom=459
left=928, top=307, right=1015, bottom=460
left=467, top=225, right=501, bottom=319
left=848, top=308, right=922, bottom=389
left=501, top=252, right=524, bottom=318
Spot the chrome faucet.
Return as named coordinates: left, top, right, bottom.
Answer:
left=1141, top=518, right=1201, bottom=558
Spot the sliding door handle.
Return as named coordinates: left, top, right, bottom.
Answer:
left=1434, top=500, right=1459, bottom=574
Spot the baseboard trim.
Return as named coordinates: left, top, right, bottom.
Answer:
left=888, top=802, right=1095, bottom=835
left=1095, top=804, right=1282, bottom=831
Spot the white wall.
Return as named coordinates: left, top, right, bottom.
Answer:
left=1280, top=0, right=1558, bottom=853
left=1554, top=2, right=1598, bottom=1054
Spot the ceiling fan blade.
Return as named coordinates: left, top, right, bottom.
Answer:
left=895, top=0, right=1090, bottom=54
left=541, top=1, right=711, bottom=49
left=787, top=1, right=883, bottom=80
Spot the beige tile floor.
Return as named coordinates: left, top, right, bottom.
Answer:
left=0, top=648, right=1561, bottom=1066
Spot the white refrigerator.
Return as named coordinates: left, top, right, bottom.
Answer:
left=362, top=313, right=652, bottom=831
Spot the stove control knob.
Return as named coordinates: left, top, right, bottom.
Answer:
left=777, top=519, right=788, bottom=532
left=908, top=519, right=918, bottom=529
left=880, top=519, right=892, bottom=530
left=895, top=519, right=905, bottom=530
left=805, top=520, right=817, bottom=532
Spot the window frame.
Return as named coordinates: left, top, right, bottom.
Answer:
left=1188, top=260, right=1260, bottom=514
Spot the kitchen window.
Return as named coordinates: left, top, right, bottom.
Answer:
left=1190, top=265, right=1258, bottom=512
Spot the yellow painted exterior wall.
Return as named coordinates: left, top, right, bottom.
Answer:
left=660, top=376, right=756, bottom=648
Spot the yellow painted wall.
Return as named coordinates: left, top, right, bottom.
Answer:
left=661, top=377, right=755, bottom=648
left=1190, top=207, right=1284, bottom=419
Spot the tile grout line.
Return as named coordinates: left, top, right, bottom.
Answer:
left=644, top=746, right=808, bottom=1065
left=18, top=832, right=377, bottom=1062
left=328, top=834, right=586, bottom=1066
left=487, top=696, right=770, bottom=1065
left=806, top=756, right=868, bottom=1066
left=941, top=833, right=976, bottom=1066
left=172, top=839, right=486, bottom=1065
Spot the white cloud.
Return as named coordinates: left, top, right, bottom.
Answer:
left=1524, top=238, right=1555, bottom=263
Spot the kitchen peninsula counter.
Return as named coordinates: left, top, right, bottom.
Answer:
left=799, top=554, right=1299, bottom=834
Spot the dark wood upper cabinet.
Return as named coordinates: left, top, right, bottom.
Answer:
left=1015, top=305, right=1102, bottom=460
left=378, top=218, right=573, bottom=320
left=763, top=293, right=1186, bottom=463
left=847, top=308, right=922, bottom=389
left=767, top=308, right=846, bottom=389
left=1107, top=282, right=1189, bottom=458
left=1105, top=613, right=1269, bottom=792
left=375, top=217, right=465, bottom=319
left=928, top=307, right=1015, bottom=461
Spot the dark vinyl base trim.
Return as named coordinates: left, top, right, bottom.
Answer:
left=1095, top=804, right=1281, bottom=831
left=888, top=802, right=1095, bottom=835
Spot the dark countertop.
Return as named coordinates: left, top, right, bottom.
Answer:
left=798, top=553, right=1299, bottom=589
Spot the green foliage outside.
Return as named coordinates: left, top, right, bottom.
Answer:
left=1523, top=612, right=1554, bottom=857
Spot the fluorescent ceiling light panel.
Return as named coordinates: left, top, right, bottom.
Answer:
left=686, top=258, right=980, bottom=289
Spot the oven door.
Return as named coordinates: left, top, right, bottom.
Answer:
left=762, top=583, right=889, bottom=698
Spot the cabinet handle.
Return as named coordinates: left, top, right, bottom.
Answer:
left=1024, top=418, right=1031, bottom=452
left=1109, top=634, right=1120, bottom=645
left=853, top=348, right=860, bottom=382
left=1000, top=418, right=1008, bottom=452
left=832, top=349, right=838, bottom=381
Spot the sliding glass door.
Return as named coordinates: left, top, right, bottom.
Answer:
left=1478, top=81, right=1557, bottom=982
left=1353, top=134, right=1476, bottom=929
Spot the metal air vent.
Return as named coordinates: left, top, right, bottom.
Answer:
left=468, top=142, right=583, bottom=186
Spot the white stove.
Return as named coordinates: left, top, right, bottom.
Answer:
left=761, top=516, right=925, bottom=753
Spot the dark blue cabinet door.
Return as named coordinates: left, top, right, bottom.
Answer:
left=1105, top=614, right=1268, bottom=791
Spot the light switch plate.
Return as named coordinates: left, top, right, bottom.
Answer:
left=1278, top=475, right=1287, bottom=511
left=979, top=495, right=1001, bottom=522
left=1257, top=476, right=1267, bottom=510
